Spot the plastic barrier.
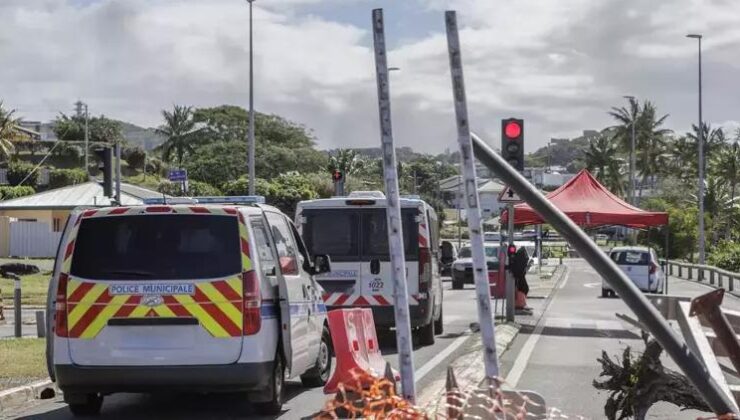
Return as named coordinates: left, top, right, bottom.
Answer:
left=324, top=308, right=398, bottom=394
left=489, top=270, right=505, bottom=299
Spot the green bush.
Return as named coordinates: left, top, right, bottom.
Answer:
left=124, top=147, right=146, bottom=171
left=221, top=173, right=319, bottom=217
left=156, top=180, right=222, bottom=197
left=6, top=161, right=38, bottom=187
left=0, top=186, right=35, bottom=200
left=48, top=168, right=88, bottom=189
left=708, top=241, right=740, bottom=273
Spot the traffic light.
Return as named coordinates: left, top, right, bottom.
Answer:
left=332, top=169, right=343, bottom=183
left=94, top=147, right=113, bottom=197
left=501, top=118, right=524, bottom=171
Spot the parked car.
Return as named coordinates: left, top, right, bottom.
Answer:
left=48, top=196, right=332, bottom=416
left=439, top=241, right=458, bottom=276
left=451, top=244, right=500, bottom=290
left=602, top=246, right=665, bottom=297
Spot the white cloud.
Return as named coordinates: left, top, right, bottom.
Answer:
left=1, top=0, right=739, bottom=154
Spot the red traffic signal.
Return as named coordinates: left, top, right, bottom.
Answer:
left=501, top=118, right=524, bottom=172
left=332, top=169, right=343, bottom=183
left=504, top=121, right=522, bottom=139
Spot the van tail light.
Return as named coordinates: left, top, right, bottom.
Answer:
left=418, top=247, right=432, bottom=296
left=55, top=273, right=69, bottom=337
left=242, top=270, right=262, bottom=335
left=649, top=262, right=658, bottom=275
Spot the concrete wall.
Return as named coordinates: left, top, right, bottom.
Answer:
left=0, top=209, right=54, bottom=226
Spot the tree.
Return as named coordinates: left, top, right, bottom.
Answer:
left=124, top=147, right=147, bottom=172
left=155, top=105, right=204, bottom=168
left=668, top=136, right=697, bottom=183
left=53, top=113, right=124, bottom=144
left=683, top=123, right=726, bottom=179
left=634, top=102, right=670, bottom=197
left=582, top=134, right=625, bottom=196
left=710, top=135, right=740, bottom=239
left=327, top=149, right=364, bottom=181
left=0, top=101, right=18, bottom=160
left=608, top=96, right=640, bottom=154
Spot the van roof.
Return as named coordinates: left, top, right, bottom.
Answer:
left=298, top=196, right=431, bottom=209
left=73, top=203, right=277, bottom=216
left=610, top=246, right=651, bottom=252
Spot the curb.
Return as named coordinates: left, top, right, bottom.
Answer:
left=418, top=322, right=521, bottom=406
left=0, top=379, right=57, bottom=414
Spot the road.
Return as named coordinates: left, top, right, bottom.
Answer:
left=5, top=279, right=485, bottom=419
left=498, top=260, right=740, bottom=419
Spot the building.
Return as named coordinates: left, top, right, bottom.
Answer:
left=438, top=175, right=507, bottom=219
left=0, top=182, right=165, bottom=232
left=18, top=121, right=56, bottom=141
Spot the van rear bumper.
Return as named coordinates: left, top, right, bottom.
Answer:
left=328, top=298, right=433, bottom=329
left=55, top=362, right=272, bottom=394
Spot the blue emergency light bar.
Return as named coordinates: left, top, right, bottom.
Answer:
left=142, top=196, right=265, bottom=205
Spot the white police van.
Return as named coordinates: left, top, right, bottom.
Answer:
left=46, top=196, right=331, bottom=416
left=296, top=191, right=443, bottom=346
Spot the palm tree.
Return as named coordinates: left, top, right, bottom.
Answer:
left=0, top=101, right=19, bottom=161
left=669, top=135, right=697, bottom=183
left=155, top=105, right=203, bottom=168
left=608, top=97, right=640, bottom=153
left=582, top=134, right=625, bottom=196
left=686, top=123, right=726, bottom=174
left=326, top=149, right=364, bottom=181
left=710, top=133, right=740, bottom=239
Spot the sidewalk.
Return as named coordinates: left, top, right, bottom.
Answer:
left=418, top=264, right=567, bottom=408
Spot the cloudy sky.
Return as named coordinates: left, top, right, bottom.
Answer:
left=1, top=0, right=739, bottom=153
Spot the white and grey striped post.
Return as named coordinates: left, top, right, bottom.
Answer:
left=444, top=10, right=499, bottom=379
left=371, top=8, right=417, bottom=402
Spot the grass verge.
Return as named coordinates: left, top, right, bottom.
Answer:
left=0, top=272, right=51, bottom=307
left=0, top=338, right=47, bottom=391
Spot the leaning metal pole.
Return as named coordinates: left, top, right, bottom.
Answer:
left=445, top=10, right=499, bottom=379
left=371, top=8, right=416, bottom=402
left=471, top=133, right=738, bottom=416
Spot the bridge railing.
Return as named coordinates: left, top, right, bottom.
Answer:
left=661, top=259, right=740, bottom=293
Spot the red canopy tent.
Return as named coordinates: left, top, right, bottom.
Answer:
left=501, top=169, right=668, bottom=228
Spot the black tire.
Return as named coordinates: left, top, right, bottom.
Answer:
left=68, top=393, right=103, bottom=417
left=301, top=326, right=332, bottom=387
left=418, top=320, right=435, bottom=346
left=601, top=288, right=609, bottom=298
left=254, top=354, right=285, bottom=415
left=452, top=280, right=463, bottom=290
left=434, top=303, right=444, bottom=335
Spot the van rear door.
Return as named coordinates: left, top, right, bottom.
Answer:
left=64, top=212, right=244, bottom=366
left=360, top=208, right=419, bottom=304
left=611, top=249, right=651, bottom=290
left=301, top=209, right=362, bottom=305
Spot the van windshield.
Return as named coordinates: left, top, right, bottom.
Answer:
left=70, top=215, right=241, bottom=280
left=302, top=208, right=419, bottom=262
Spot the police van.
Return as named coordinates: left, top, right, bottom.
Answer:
left=46, top=196, right=332, bottom=416
left=295, top=191, right=443, bottom=345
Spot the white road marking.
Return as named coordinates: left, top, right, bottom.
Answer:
left=414, top=333, right=470, bottom=382
left=506, top=268, right=570, bottom=387
left=583, top=281, right=601, bottom=288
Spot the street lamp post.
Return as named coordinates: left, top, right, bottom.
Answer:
left=84, top=103, right=89, bottom=177
left=247, top=0, right=256, bottom=195
left=687, top=33, right=705, bottom=266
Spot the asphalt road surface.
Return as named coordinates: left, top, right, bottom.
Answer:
left=498, top=259, right=740, bottom=419
left=6, top=279, right=484, bottom=419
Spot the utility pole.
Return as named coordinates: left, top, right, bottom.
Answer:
left=687, top=34, right=705, bottom=266
left=247, top=0, right=256, bottom=195
left=84, top=103, right=89, bottom=177
left=372, top=8, right=416, bottom=402
left=115, top=140, right=122, bottom=205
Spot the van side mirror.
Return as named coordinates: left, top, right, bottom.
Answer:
left=312, top=254, right=331, bottom=275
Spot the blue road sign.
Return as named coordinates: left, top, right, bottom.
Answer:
left=168, top=169, right=187, bottom=182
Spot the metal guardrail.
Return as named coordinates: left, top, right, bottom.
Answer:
left=661, top=259, right=740, bottom=293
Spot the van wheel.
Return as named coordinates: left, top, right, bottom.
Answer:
left=452, top=280, right=463, bottom=290
left=301, top=326, right=332, bottom=387
left=601, top=288, right=609, bottom=298
left=255, top=355, right=285, bottom=415
left=67, top=393, right=103, bottom=417
left=418, top=320, right=435, bottom=346
left=434, top=305, right=444, bottom=335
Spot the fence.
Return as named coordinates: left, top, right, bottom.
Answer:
left=662, top=259, right=740, bottom=293
left=8, top=221, right=61, bottom=258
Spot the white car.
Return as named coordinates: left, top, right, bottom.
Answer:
left=602, top=246, right=665, bottom=297
left=47, top=197, right=332, bottom=416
